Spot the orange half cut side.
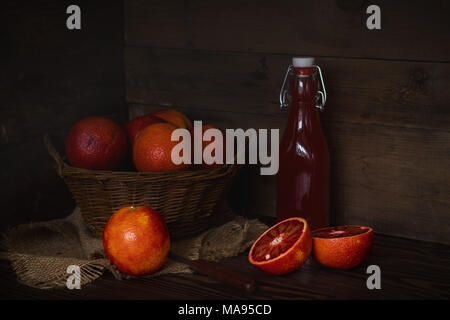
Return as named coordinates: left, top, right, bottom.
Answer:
left=249, top=217, right=312, bottom=275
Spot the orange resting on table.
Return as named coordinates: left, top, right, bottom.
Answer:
left=312, top=225, right=373, bottom=269
left=249, top=217, right=312, bottom=275
left=103, top=205, right=170, bottom=276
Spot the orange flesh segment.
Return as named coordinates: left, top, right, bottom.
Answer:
left=251, top=220, right=304, bottom=262
left=312, top=226, right=370, bottom=239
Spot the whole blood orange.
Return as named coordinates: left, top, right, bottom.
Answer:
left=312, top=225, right=373, bottom=269
left=151, top=109, right=192, bottom=130
left=249, top=217, right=312, bottom=275
left=125, top=114, right=166, bottom=146
left=133, top=123, right=190, bottom=172
left=103, top=205, right=170, bottom=276
left=65, top=116, right=128, bottom=170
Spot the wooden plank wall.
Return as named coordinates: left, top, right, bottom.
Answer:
left=0, top=1, right=126, bottom=231
left=125, top=0, right=450, bottom=243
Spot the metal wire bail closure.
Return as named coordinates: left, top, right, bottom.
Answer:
left=314, top=65, right=327, bottom=111
left=279, top=65, right=293, bottom=109
left=279, top=64, right=327, bottom=111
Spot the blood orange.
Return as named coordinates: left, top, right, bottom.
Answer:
left=312, top=225, right=373, bottom=269
left=65, top=116, right=128, bottom=170
left=125, top=114, right=166, bottom=145
left=249, top=217, right=312, bottom=275
left=151, top=109, right=192, bottom=130
left=133, top=123, right=190, bottom=172
left=103, top=205, right=170, bottom=276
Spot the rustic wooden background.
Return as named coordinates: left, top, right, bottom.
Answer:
left=125, top=0, right=450, bottom=244
left=1, top=0, right=449, bottom=245
left=0, top=1, right=126, bottom=230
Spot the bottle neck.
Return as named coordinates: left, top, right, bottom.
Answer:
left=291, top=67, right=318, bottom=105
left=280, top=66, right=326, bottom=156
left=288, top=69, right=320, bottom=129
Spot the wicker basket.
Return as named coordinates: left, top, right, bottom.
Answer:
left=44, top=135, right=239, bottom=239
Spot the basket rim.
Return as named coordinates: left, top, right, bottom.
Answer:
left=44, top=134, right=239, bottom=182
left=61, top=160, right=238, bottom=181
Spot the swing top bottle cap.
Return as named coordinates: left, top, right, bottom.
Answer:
left=292, top=57, right=315, bottom=68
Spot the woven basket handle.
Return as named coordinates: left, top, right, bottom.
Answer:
left=43, top=134, right=64, bottom=178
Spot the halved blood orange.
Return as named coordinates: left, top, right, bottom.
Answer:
left=312, top=225, right=373, bottom=269
left=249, top=217, right=312, bottom=275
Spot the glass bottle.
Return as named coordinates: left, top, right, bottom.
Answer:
left=276, top=57, right=330, bottom=230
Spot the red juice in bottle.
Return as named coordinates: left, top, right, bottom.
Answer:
left=276, top=57, right=330, bottom=230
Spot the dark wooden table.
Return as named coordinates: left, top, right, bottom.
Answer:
left=1, top=233, right=449, bottom=300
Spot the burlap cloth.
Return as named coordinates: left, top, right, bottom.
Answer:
left=0, top=207, right=267, bottom=290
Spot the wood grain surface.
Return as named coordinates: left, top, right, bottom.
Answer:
left=1, top=233, right=449, bottom=299
left=125, top=0, right=450, bottom=62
